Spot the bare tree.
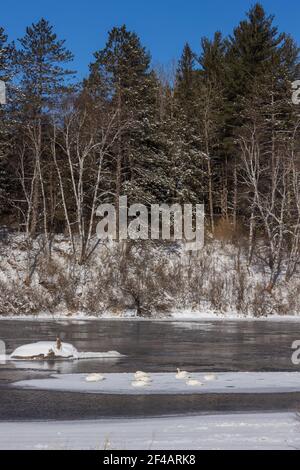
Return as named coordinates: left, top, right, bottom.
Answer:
left=51, top=102, right=125, bottom=264
left=240, top=119, right=300, bottom=290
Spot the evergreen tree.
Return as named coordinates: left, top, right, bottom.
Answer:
left=17, top=18, right=74, bottom=117
left=225, top=3, right=298, bottom=134
left=223, top=3, right=299, bottom=223
left=172, top=37, right=226, bottom=228
left=13, top=19, right=75, bottom=238
left=174, top=43, right=197, bottom=113
left=172, top=43, right=205, bottom=205
left=87, top=25, right=169, bottom=209
left=0, top=27, right=12, bottom=80
left=197, top=32, right=226, bottom=229
left=199, top=31, right=225, bottom=84
left=0, top=26, right=15, bottom=221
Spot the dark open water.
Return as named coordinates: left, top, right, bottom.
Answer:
left=0, top=319, right=300, bottom=420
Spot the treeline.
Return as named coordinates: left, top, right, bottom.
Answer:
left=0, top=3, right=300, bottom=287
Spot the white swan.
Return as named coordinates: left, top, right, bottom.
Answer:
left=137, top=375, right=152, bottom=383
left=186, top=378, right=203, bottom=386
left=204, top=373, right=217, bottom=381
left=85, top=373, right=105, bottom=382
left=175, top=368, right=189, bottom=379
left=134, top=371, right=149, bottom=379
left=131, top=380, right=149, bottom=387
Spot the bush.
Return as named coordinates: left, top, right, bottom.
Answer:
left=1, top=235, right=299, bottom=318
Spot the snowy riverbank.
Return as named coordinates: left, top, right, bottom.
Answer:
left=1, top=413, right=299, bottom=450
left=1, top=310, right=300, bottom=322
left=2, top=236, right=300, bottom=320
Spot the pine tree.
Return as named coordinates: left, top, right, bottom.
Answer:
left=0, top=26, right=14, bottom=82
left=17, top=18, right=74, bottom=116
left=199, top=32, right=225, bottom=84
left=172, top=37, right=226, bottom=228
left=13, top=19, right=75, bottom=239
left=174, top=43, right=196, bottom=113
left=87, top=25, right=169, bottom=210
left=223, top=2, right=299, bottom=224
left=171, top=44, right=205, bottom=205
left=0, top=26, right=11, bottom=151
left=197, top=32, right=226, bottom=230
left=0, top=26, right=15, bottom=221
left=225, top=3, right=298, bottom=134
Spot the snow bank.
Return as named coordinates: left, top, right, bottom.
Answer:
left=13, top=371, right=300, bottom=395
left=2, top=311, right=300, bottom=322
left=170, top=310, right=300, bottom=322
left=2, top=235, right=300, bottom=320
left=0, top=412, right=299, bottom=450
left=10, top=341, right=78, bottom=360
left=77, top=351, right=122, bottom=359
left=10, top=342, right=123, bottom=361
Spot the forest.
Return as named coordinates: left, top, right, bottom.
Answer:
left=0, top=3, right=300, bottom=317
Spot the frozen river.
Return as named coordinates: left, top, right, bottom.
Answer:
left=0, top=318, right=300, bottom=420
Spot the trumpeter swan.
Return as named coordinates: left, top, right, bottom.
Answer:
left=204, top=373, right=217, bottom=381
left=186, top=378, right=202, bottom=386
left=175, top=368, right=189, bottom=379
left=134, top=371, right=149, bottom=379
left=131, top=380, right=149, bottom=387
left=137, top=375, right=152, bottom=383
left=85, top=373, right=105, bottom=382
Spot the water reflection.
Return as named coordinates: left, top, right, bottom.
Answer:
left=0, top=319, right=298, bottom=377
left=8, top=356, right=122, bottom=374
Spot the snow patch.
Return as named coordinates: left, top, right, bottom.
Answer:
left=0, top=413, right=299, bottom=450
left=10, top=341, right=78, bottom=360
left=77, top=351, right=123, bottom=359
left=9, top=341, right=123, bottom=361
left=12, top=371, right=300, bottom=395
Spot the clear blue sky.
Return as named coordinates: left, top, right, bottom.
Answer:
left=2, top=0, right=300, bottom=78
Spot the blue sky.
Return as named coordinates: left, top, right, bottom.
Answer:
left=1, top=0, right=300, bottom=78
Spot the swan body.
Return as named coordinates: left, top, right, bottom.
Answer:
left=134, top=371, right=150, bottom=379
left=175, top=368, right=189, bottom=379
left=132, top=372, right=152, bottom=386
left=131, top=380, right=149, bottom=387
left=137, top=376, right=152, bottom=383
left=186, top=379, right=202, bottom=386
left=85, top=373, right=105, bottom=382
left=204, top=374, right=217, bottom=381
